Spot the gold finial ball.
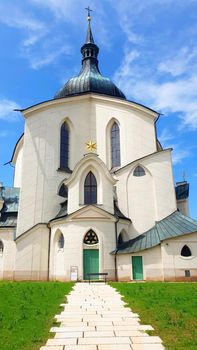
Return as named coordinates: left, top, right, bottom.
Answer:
left=87, top=15, right=91, bottom=21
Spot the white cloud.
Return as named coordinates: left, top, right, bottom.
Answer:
left=158, top=47, right=197, bottom=77
left=31, top=0, right=95, bottom=22
left=26, top=44, right=72, bottom=70
left=171, top=147, right=190, bottom=165
left=158, top=128, right=173, bottom=143
left=0, top=3, right=47, bottom=47
left=0, top=99, right=21, bottom=122
left=114, top=46, right=197, bottom=130
left=0, top=2, right=74, bottom=69
left=158, top=128, right=190, bottom=164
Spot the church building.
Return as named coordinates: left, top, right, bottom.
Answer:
left=0, top=14, right=197, bottom=281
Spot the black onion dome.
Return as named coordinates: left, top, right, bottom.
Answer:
left=54, top=17, right=126, bottom=100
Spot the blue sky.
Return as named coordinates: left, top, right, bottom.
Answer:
left=0, top=0, right=197, bottom=218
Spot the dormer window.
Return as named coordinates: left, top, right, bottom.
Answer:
left=84, top=171, right=97, bottom=204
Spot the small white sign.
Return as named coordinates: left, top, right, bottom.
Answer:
left=70, top=266, right=78, bottom=281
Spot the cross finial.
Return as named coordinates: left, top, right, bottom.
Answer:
left=183, top=171, right=186, bottom=182
left=85, top=6, right=93, bottom=21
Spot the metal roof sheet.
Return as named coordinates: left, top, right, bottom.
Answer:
left=0, top=213, right=17, bottom=227
left=114, top=211, right=197, bottom=254
left=0, top=186, right=20, bottom=213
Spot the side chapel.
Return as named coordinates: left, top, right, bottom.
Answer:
left=0, top=13, right=197, bottom=281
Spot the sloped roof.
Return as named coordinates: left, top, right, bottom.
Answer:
left=114, top=201, right=131, bottom=221
left=0, top=186, right=20, bottom=212
left=0, top=214, right=18, bottom=228
left=113, top=211, right=197, bottom=254
left=0, top=186, right=19, bottom=228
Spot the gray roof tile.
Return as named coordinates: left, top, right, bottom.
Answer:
left=114, top=211, right=197, bottom=254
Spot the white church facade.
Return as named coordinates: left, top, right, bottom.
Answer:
left=0, top=15, right=197, bottom=282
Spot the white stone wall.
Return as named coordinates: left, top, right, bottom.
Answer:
left=95, top=97, right=157, bottom=168
left=15, top=224, right=49, bottom=280
left=116, top=149, right=177, bottom=234
left=49, top=218, right=116, bottom=281
left=117, top=246, right=163, bottom=281
left=13, top=146, right=23, bottom=188
left=16, top=94, right=158, bottom=236
left=0, top=229, right=16, bottom=280
left=161, top=233, right=197, bottom=281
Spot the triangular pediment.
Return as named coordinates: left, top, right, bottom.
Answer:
left=69, top=205, right=115, bottom=221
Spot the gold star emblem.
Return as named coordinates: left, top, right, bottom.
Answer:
left=85, top=141, right=97, bottom=152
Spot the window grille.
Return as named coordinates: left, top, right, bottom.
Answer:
left=185, top=270, right=190, bottom=277
left=84, top=230, right=99, bottom=245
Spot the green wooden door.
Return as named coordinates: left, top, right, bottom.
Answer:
left=83, top=249, right=99, bottom=280
left=132, top=256, right=143, bottom=280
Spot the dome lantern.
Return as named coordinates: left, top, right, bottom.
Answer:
left=54, top=10, right=126, bottom=100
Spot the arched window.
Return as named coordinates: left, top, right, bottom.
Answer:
left=0, top=240, right=3, bottom=255
left=118, top=233, right=123, bottom=247
left=133, top=165, right=146, bottom=177
left=181, top=245, right=192, bottom=257
left=111, top=122, right=121, bottom=168
left=60, top=122, right=69, bottom=170
left=84, top=230, right=98, bottom=245
left=58, top=234, right=64, bottom=249
left=84, top=172, right=97, bottom=204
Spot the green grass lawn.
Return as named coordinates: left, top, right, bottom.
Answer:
left=111, top=282, right=197, bottom=350
left=0, top=281, right=74, bottom=350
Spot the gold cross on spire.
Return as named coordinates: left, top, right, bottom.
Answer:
left=85, top=6, right=93, bottom=21
left=85, top=140, right=97, bottom=152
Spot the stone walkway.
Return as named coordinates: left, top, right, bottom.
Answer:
left=40, top=282, right=165, bottom=350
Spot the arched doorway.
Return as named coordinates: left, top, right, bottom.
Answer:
left=83, top=230, right=99, bottom=280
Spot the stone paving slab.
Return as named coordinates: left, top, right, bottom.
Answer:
left=131, top=345, right=165, bottom=350
left=131, top=336, right=162, bottom=344
left=98, top=346, right=132, bottom=350
left=40, top=283, right=165, bottom=349
left=78, top=336, right=131, bottom=345
left=51, top=326, right=95, bottom=332
left=96, top=325, right=150, bottom=331
left=114, top=331, right=148, bottom=337
left=83, top=331, right=115, bottom=337
left=53, top=332, right=82, bottom=338
left=46, top=338, right=77, bottom=346
left=64, top=346, right=97, bottom=350
left=88, top=321, right=113, bottom=326
left=40, top=347, right=64, bottom=350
